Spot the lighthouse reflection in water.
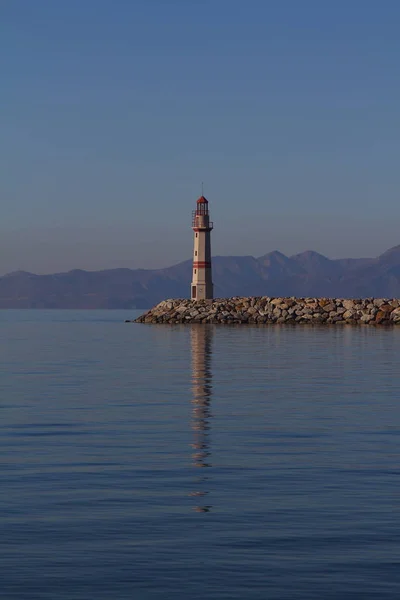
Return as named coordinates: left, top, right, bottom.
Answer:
left=189, top=326, right=213, bottom=513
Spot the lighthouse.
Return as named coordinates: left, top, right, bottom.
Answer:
left=191, top=195, right=214, bottom=300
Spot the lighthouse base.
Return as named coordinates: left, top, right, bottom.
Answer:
left=131, top=296, right=400, bottom=325
left=191, top=283, right=213, bottom=301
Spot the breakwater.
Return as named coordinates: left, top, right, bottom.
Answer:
left=131, top=297, right=400, bottom=325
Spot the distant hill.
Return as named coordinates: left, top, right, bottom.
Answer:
left=2, top=245, right=400, bottom=308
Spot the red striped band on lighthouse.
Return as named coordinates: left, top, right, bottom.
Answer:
left=193, top=261, right=211, bottom=268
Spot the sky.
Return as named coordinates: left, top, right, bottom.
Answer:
left=2, top=0, right=400, bottom=274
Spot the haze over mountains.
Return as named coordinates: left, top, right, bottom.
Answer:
left=2, top=245, right=400, bottom=309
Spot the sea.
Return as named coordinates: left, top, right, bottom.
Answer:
left=2, top=309, right=400, bottom=599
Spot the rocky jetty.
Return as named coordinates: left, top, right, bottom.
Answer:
left=130, top=297, right=400, bottom=325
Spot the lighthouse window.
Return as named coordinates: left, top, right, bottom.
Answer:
left=194, top=269, right=197, bottom=274
left=196, top=233, right=198, bottom=238
left=195, top=251, right=197, bottom=256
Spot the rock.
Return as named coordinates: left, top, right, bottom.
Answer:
left=390, top=308, right=400, bottom=321
left=319, top=298, right=330, bottom=307
left=343, top=300, right=356, bottom=310
left=306, top=302, right=318, bottom=310
left=343, top=310, right=355, bottom=319
left=322, top=303, right=336, bottom=313
left=379, top=304, right=393, bottom=313
left=332, top=315, right=343, bottom=322
left=360, top=314, right=373, bottom=323
left=375, top=310, right=389, bottom=323
left=271, top=298, right=284, bottom=306
left=373, top=299, right=387, bottom=307
left=176, top=305, right=188, bottom=314
left=313, top=314, right=325, bottom=321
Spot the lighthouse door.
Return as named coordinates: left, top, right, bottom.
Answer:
left=192, top=286, right=197, bottom=299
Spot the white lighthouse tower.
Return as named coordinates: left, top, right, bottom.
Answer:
left=191, top=195, right=214, bottom=300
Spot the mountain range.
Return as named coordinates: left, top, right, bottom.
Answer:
left=2, top=245, right=400, bottom=309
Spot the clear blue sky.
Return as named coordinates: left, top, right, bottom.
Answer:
left=2, top=0, right=400, bottom=274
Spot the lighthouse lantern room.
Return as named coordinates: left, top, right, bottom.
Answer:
left=191, top=195, right=214, bottom=300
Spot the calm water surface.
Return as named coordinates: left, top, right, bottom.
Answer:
left=1, top=310, right=400, bottom=599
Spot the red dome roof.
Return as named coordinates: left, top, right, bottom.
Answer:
left=196, top=195, right=208, bottom=204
